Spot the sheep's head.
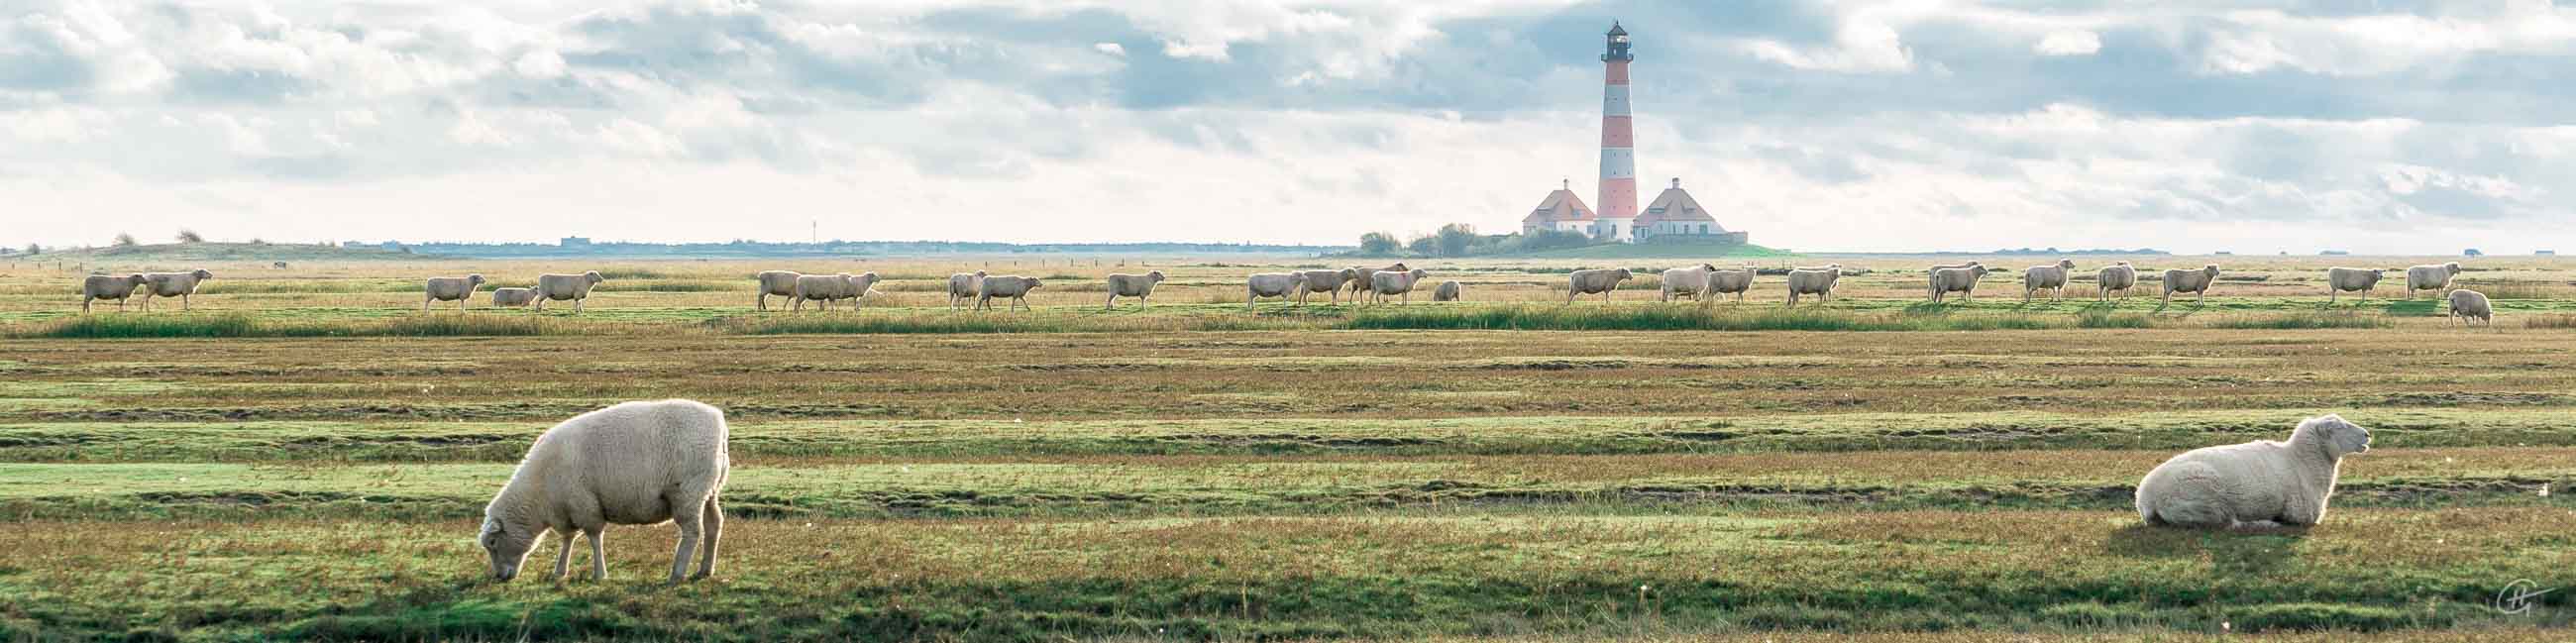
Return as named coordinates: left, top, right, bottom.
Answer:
left=584, top=270, right=605, bottom=284
left=1384, top=263, right=1409, bottom=271
left=2057, top=260, right=2077, bottom=268
left=1338, top=268, right=1359, bottom=280
left=477, top=514, right=538, bottom=582
left=191, top=268, right=213, bottom=280
left=1700, top=264, right=1719, bottom=271
left=1025, top=278, right=1043, bottom=289
left=125, top=273, right=150, bottom=285
left=973, top=270, right=988, bottom=277
left=1615, top=268, right=1633, bottom=279
left=2201, top=265, right=2221, bottom=276
left=2444, top=263, right=2463, bottom=274
left=467, top=274, right=486, bottom=286
left=2299, top=414, right=2372, bottom=458
left=1146, top=270, right=1165, bottom=282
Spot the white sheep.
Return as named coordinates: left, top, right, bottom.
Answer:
left=1923, top=262, right=1982, bottom=298
left=1368, top=268, right=1432, bottom=304
left=490, top=287, right=539, bottom=309
left=1343, top=263, right=1408, bottom=299
left=2096, top=262, right=2138, bottom=301
left=2405, top=263, right=2464, bottom=299
left=2160, top=265, right=2221, bottom=307
left=138, top=269, right=214, bottom=312
left=793, top=273, right=857, bottom=311
left=533, top=271, right=605, bottom=313
left=1784, top=267, right=1841, bottom=305
left=479, top=399, right=728, bottom=584
left=1706, top=266, right=1758, bottom=301
left=1433, top=280, right=1462, bottom=302
left=2323, top=268, right=2386, bottom=304
left=1245, top=272, right=1298, bottom=309
left=81, top=273, right=150, bottom=313
left=755, top=270, right=803, bottom=312
left=424, top=274, right=486, bottom=313
left=1928, top=266, right=1992, bottom=302
left=1292, top=269, right=1350, bottom=305
left=2134, top=414, right=2371, bottom=529
left=2022, top=260, right=2077, bottom=302
left=1660, top=264, right=1719, bottom=302
left=2447, top=289, right=2493, bottom=328
left=947, top=270, right=987, bottom=310
left=977, top=275, right=1042, bottom=311
left=1103, top=270, right=1165, bottom=309
left=1565, top=268, right=1632, bottom=303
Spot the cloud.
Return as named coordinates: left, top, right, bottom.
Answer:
left=1094, top=42, right=1126, bottom=56
left=2034, top=30, right=2100, bottom=55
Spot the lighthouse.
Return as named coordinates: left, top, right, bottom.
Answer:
left=1595, top=22, right=1638, bottom=242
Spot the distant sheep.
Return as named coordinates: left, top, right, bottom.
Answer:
left=490, top=287, right=539, bottom=308
left=1784, top=267, right=1841, bottom=305
left=947, top=270, right=987, bottom=310
left=1433, top=280, right=1462, bottom=302
left=2096, top=262, right=2138, bottom=301
left=1103, top=270, right=1166, bottom=309
left=1368, top=268, right=1432, bottom=304
left=2447, top=289, right=2493, bottom=328
left=2022, top=260, right=2077, bottom=302
left=2160, top=265, right=2221, bottom=307
left=2405, top=263, right=2463, bottom=299
left=1924, top=262, right=1982, bottom=299
left=755, top=270, right=802, bottom=312
left=1292, top=269, right=1350, bottom=305
left=533, top=271, right=605, bottom=314
left=139, top=269, right=214, bottom=312
left=1245, top=272, right=1299, bottom=309
left=80, top=273, right=150, bottom=313
left=977, top=275, right=1042, bottom=311
left=271, top=262, right=288, bottom=269
left=1565, top=268, right=1632, bottom=303
left=2323, top=268, right=2385, bottom=303
left=478, top=399, right=728, bottom=584
left=424, top=274, right=486, bottom=313
left=1928, top=266, right=1992, bottom=302
left=2135, top=414, right=2371, bottom=529
left=1343, top=263, right=1409, bottom=299
left=792, top=273, right=859, bottom=311
left=1660, top=264, right=1719, bottom=302
left=1706, top=266, right=1758, bottom=301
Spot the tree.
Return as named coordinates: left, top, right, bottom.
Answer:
left=24, top=244, right=40, bottom=256
left=176, top=229, right=205, bottom=244
left=114, top=233, right=139, bottom=247
left=1522, top=229, right=1593, bottom=253
left=1435, top=223, right=1478, bottom=257
left=1406, top=234, right=1437, bottom=256
left=1358, top=232, right=1401, bottom=256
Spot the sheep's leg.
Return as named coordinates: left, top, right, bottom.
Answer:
left=667, top=513, right=700, bottom=585
left=551, top=531, right=575, bottom=583
left=692, top=496, right=721, bottom=580
left=181, top=294, right=190, bottom=311
left=587, top=528, right=607, bottom=581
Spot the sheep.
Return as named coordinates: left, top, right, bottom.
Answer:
left=271, top=262, right=288, bottom=269
left=1784, top=267, right=1841, bottom=305
left=1244, top=272, right=1298, bottom=309
left=1343, top=263, right=1409, bottom=299
left=977, top=275, right=1042, bottom=311
left=1292, top=269, right=1350, bottom=305
left=792, top=273, right=858, bottom=311
left=1433, top=280, right=1462, bottom=302
left=1702, top=266, right=1758, bottom=301
left=533, top=271, right=605, bottom=313
left=2096, top=262, right=2138, bottom=301
left=424, top=274, right=487, bottom=313
left=138, top=269, right=214, bottom=312
left=490, top=287, right=539, bottom=308
left=1103, top=270, right=1165, bottom=309
left=2447, top=289, right=2493, bottom=327
left=81, top=273, right=150, bottom=313
left=2022, top=260, right=2078, bottom=302
left=2160, top=265, right=2221, bottom=307
left=1660, top=264, right=1719, bottom=302
left=754, top=270, right=803, bottom=312
left=2134, top=414, right=2371, bottom=529
left=1565, top=268, right=1632, bottom=303
left=1368, top=268, right=1433, bottom=304
left=2323, top=268, right=2386, bottom=304
left=947, top=270, right=987, bottom=310
left=1924, top=262, right=1982, bottom=298
left=2405, top=263, right=2464, bottom=299
left=1927, top=266, right=1992, bottom=302
left=478, top=399, right=728, bottom=584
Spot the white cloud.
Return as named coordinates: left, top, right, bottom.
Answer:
left=1094, top=42, right=1126, bottom=56
left=2034, top=30, right=2100, bottom=56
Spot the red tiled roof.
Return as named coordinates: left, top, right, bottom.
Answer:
left=1636, top=181, right=1718, bottom=227
left=1524, top=188, right=1597, bottom=224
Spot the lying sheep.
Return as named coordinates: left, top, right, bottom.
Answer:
left=479, top=399, right=728, bottom=584
left=533, top=271, right=605, bottom=314
left=2405, top=263, right=2463, bottom=299
left=1924, top=262, right=1982, bottom=298
left=490, top=287, right=539, bottom=308
left=793, top=273, right=859, bottom=311
left=1785, top=267, right=1841, bottom=305
left=2447, top=289, right=2493, bottom=328
left=977, top=275, right=1041, bottom=311
left=1661, top=264, right=1719, bottom=302
left=1292, top=269, right=1350, bottom=305
left=2096, top=262, right=2138, bottom=301
left=1368, top=268, right=1432, bottom=304
left=1344, top=263, right=1408, bottom=300
left=2160, top=265, right=2221, bottom=307
left=2135, top=414, right=2370, bottom=529
left=2022, top=260, right=2077, bottom=302
left=2324, top=268, right=2385, bottom=304
left=1928, top=266, right=1992, bottom=302
left=138, top=269, right=214, bottom=312
left=754, top=270, right=802, bottom=312
left=1433, top=280, right=1462, bottom=302
left=81, top=273, right=150, bottom=313
left=947, top=270, right=987, bottom=310
left=1245, top=272, right=1298, bottom=309
left=424, top=274, right=486, bottom=313
left=1706, top=266, right=1758, bottom=301
left=1103, top=270, right=1165, bottom=309
left=1565, top=268, right=1632, bottom=303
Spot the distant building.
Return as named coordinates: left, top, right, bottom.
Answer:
left=2464, top=248, right=2484, bottom=257
left=561, top=237, right=592, bottom=248
left=1513, top=22, right=1749, bottom=246
left=379, top=241, right=402, bottom=251
left=2319, top=250, right=2349, bottom=256
left=1521, top=180, right=1597, bottom=235
left=2540, top=250, right=2558, bottom=256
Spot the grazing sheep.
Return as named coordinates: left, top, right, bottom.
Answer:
left=947, top=270, right=987, bottom=310
left=1923, top=262, right=1982, bottom=298
left=490, top=287, right=539, bottom=308
left=1565, top=268, right=1632, bottom=303
left=138, top=269, right=214, bottom=312
left=1433, top=280, right=1462, bottom=302
left=2405, top=263, right=2464, bottom=299
left=2134, top=414, right=2371, bottom=529
left=1785, top=267, right=1842, bottom=305
left=81, top=273, right=150, bottom=313
left=1928, top=266, right=1993, bottom=302
left=1661, top=264, right=1720, bottom=302
left=2160, top=265, right=2221, bottom=307
left=2022, top=260, right=2078, bottom=302
left=533, top=271, right=605, bottom=313
left=1343, top=263, right=1409, bottom=299
left=1368, top=268, right=1433, bottom=304
left=2324, top=268, right=2386, bottom=303
left=1244, top=272, right=1299, bottom=309
left=271, top=262, right=288, bottom=269
left=976, top=275, right=1042, bottom=311
left=792, top=273, right=858, bottom=311
left=1291, top=269, right=1350, bottom=305
left=479, top=399, right=728, bottom=584
left=424, top=274, right=487, bottom=313
left=1706, top=266, right=1758, bottom=300
left=2096, top=262, right=2138, bottom=301
left=754, top=270, right=803, bottom=312
left=2447, top=289, right=2493, bottom=327
left=1103, top=270, right=1166, bottom=309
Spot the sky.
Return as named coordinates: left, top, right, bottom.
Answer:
left=4, top=0, right=2574, bottom=254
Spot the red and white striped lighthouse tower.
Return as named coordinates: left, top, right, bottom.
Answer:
left=1595, top=22, right=1638, bottom=242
